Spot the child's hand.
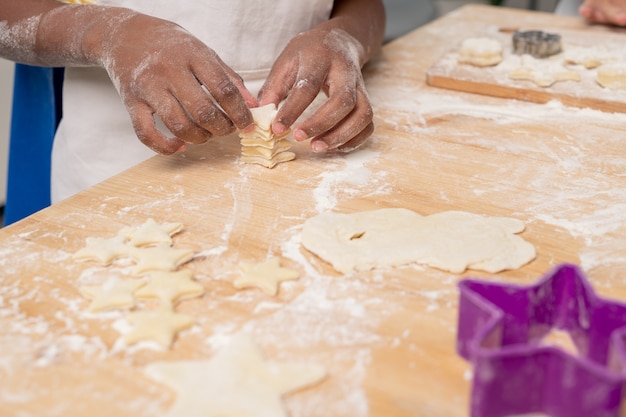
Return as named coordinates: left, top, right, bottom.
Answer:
left=257, top=24, right=374, bottom=153
left=579, top=0, right=626, bottom=25
left=92, top=12, right=258, bottom=154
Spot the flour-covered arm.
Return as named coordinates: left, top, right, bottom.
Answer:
left=0, top=0, right=256, bottom=154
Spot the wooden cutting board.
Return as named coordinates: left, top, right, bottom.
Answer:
left=426, top=27, right=626, bottom=113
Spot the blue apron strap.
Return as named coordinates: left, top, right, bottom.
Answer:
left=4, top=64, right=63, bottom=225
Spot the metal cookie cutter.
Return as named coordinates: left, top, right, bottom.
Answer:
left=512, top=30, right=562, bottom=58
left=457, top=263, right=626, bottom=417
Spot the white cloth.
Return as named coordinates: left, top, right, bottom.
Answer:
left=554, top=0, right=583, bottom=16
left=51, top=0, right=333, bottom=202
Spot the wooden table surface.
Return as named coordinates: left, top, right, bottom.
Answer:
left=2, top=5, right=626, bottom=417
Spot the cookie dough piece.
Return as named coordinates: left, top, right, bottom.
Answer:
left=508, top=55, right=580, bottom=87
left=135, top=270, right=204, bottom=305
left=301, top=208, right=536, bottom=274
left=457, top=37, right=503, bottom=67
left=80, top=277, right=146, bottom=312
left=509, top=66, right=580, bottom=87
left=124, top=305, right=195, bottom=348
left=130, top=244, right=195, bottom=275
left=596, top=62, right=626, bottom=90
left=73, top=235, right=131, bottom=266
left=562, top=45, right=619, bottom=69
left=239, top=103, right=295, bottom=169
left=120, top=219, right=183, bottom=247
left=234, top=258, right=299, bottom=296
left=240, top=151, right=297, bottom=169
left=144, top=333, right=326, bottom=417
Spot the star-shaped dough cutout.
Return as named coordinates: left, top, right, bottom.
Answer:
left=123, top=305, right=195, bottom=348
left=120, top=218, right=183, bottom=247
left=79, top=276, right=146, bottom=312
left=73, top=235, right=131, bottom=266
left=234, top=258, right=299, bottom=296
left=135, top=270, right=204, bottom=305
left=130, top=244, right=195, bottom=275
left=144, top=333, right=326, bottom=417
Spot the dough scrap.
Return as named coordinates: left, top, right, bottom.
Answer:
left=509, top=66, right=580, bottom=87
left=457, top=37, right=503, bottom=67
left=135, top=270, right=204, bottom=305
left=508, top=55, right=580, bottom=87
left=79, top=277, right=146, bottom=312
left=120, top=218, right=183, bottom=247
left=301, top=208, right=536, bottom=274
left=596, top=62, right=626, bottom=90
left=144, top=333, right=326, bottom=417
left=124, top=305, right=195, bottom=348
left=239, top=103, right=295, bottom=169
left=73, top=235, right=130, bottom=266
left=234, top=258, right=299, bottom=296
left=562, top=45, right=616, bottom=69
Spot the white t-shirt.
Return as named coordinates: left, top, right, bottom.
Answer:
left=554, top=0, right=583, bottom=16
left=51, top=0, right=334, bottom=202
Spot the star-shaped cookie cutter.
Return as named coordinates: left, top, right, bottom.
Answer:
left=457, top=263, right=626, bottom=417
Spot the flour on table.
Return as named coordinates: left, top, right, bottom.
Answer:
left=457, top=37, right=503, bottom=67
left=239, top=103, right=295, bottom=168
left=144, top=332, right=327, bottom=417
left=234, top=257, right=299, bottom=296
left=596, top=62, right=626, bottom=90
left=301, top=208, right=536, bottom=274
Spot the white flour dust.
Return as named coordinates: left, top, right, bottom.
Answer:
left=301, top=148, right=390, bottom=213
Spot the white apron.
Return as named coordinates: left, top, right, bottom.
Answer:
left=51, top=0, right=333, bottom=202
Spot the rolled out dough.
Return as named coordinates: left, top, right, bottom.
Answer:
left=301, top=208, right=536, bottom=274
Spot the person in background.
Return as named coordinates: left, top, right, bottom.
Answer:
left=0, top=0, right=385, bottom=209
left=556, top=0, right=626, bottom=26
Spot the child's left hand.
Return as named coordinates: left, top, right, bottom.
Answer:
left=257, top=23, right=374, bottom=153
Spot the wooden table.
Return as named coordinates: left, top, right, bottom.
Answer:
left=2, top=5, right=626, bottom=417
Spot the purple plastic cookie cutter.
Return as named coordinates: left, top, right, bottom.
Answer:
left=457, top=263, right=626, bottom=417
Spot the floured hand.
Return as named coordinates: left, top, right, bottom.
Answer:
left=579, top=0, right=626, bottom=26
left=81, top=11, right=257, bottom=154
left=257, top=23, right=374, bottom=154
